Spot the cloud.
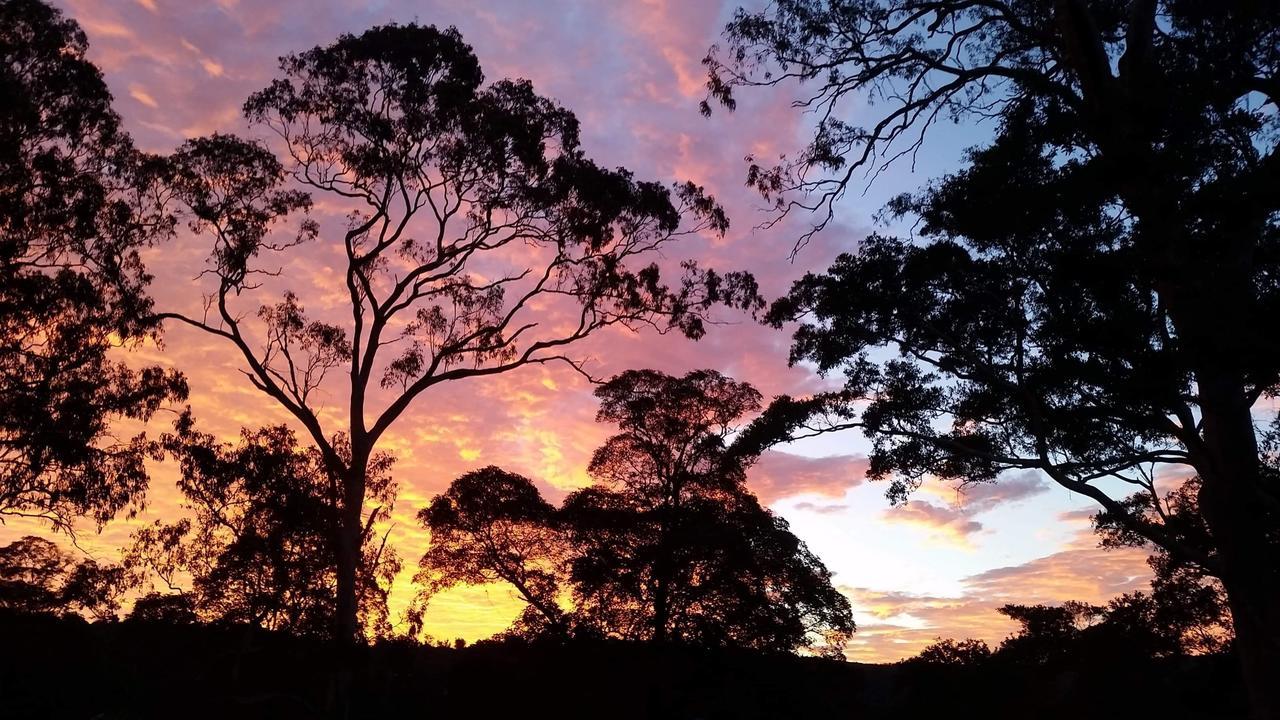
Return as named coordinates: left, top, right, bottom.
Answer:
left=881, top=473, right=1049, bottom=547
left=128, top=84, right=159, bottom=108
left=952, top=472, right=1049, bottom=508
left=792, top=501, right=849, bottom=515
left=840, top=528, right=1153, bottom=662
left=964, top=531, right=1152, bottom=603
left=748, top=452, right=868, bottom=505
left=882, top=500, right=986, bottom=544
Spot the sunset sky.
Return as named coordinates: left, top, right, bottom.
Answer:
left=2, top=0, right=1164, bottom=662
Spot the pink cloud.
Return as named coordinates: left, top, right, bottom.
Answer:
left=882, top=500, right=986, bottom=543
left=748, top=452, right=868, bottom=505
left=882, top=473, right=1049, bottom=546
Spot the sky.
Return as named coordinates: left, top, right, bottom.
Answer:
left=3, top=0, right=1159, bottom=662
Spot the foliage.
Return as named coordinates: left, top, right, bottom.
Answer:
left=417, top=370, right=854, bottom=656
left=908, top=637, right=992, bottom=667
left=0, top=0, right=186, bottom=531
left=410, top=466, right=570, bottom=639
left=127, top=591, right=198, bottom=624
left=1094, top=476, right=1234, bottom=655
left=0, top=535, right=128, bottom=620
left=126, top=414, right=399, bottom=639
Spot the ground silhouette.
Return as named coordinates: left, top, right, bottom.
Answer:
left=0, top=608, right=1246, bottom=720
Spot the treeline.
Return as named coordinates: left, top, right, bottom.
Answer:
left=906, top=474, right=1235, bottom=669
left=0, top=608, right=1245, bottom=719
left=2, top=369, right=855, bottom=655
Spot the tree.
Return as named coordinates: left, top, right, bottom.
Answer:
left=0, top=0, right=186, bottom=532
left=126, top=591, right=197, bottom=624
left=413, top=466, right=570, bottom=640
left=1095, top=475, right=1234, bottom=655
left=568, top=369, right=767, bottom=645
left=565, top=487, right=853, bottom=655
left=907, top=637, right=992, bottom=667
left=565, top=370, right=852, bottom=654
left=995, top=601, right=1105, bottom=666
left=161, top=23, right=757, bottom=645
left=126, top=414, right=399, bottom=639
left=706, top=2, right=1280, bottom=711
left=414, top=370, right=854, bottom=655
left=0, top=535, right=129, bottom=620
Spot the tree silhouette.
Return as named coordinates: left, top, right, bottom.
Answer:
left=908, top=637, right=993, bottom=667
left=418, top=371, right=853, bottom=655
left=1095, top=475, right=1234, bottom=655
left=0, top=535, right=128, bottom=620
left=126, top=413, right=399, bottom=639
left=0, top=0, right=186, bottom=532
left=161, top=23, right=758, bottom=645
left=413, top=466, right=570, bottom=640
left=568, top=369, right=766, bottom=645
left=561, top=370, right=852, bottom=654
left=707, top=2, right=1280, bottom=710
left=995, top=601, right=1105, bottom=666
left=126, top=591, right=197, bottom=624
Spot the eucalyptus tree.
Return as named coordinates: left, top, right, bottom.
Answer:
left=164, top=23, right=756, bottom=644
left=418, top=371, right=855, bottom=656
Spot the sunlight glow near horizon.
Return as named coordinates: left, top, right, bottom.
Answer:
left=0, top=0, right=1156, bottom=661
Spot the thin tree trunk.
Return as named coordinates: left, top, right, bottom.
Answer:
left=653, top=573, right=669, bottom=644
left=652, top=497, right=673, bottom=644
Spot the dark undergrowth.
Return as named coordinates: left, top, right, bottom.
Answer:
left=0, top=609, right=1245, bottom=719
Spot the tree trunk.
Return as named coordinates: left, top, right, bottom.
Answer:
left=652, top=497, right=674, bottom=644
left=327, top=462, right=366, bottom=720
left=1196, top=372, right=1280, bottom=720
left=652, top=573, right=669, bottom=644
left=334, top=517, right=361, bottom=645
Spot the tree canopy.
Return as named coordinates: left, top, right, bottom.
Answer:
left=127, top=414, right=399, bottom=639
left=706, top=1, right=1280, bottom=710
left=417, top=370, right=854, bottom=656
left=411, top=466, right=569, bottom=640
left=0, top=535, right=128, bottom=620
left=0, top=0, right=186, bottom=532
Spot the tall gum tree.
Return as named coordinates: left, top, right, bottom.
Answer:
left=705, top=1, right=1280, bottom=715
left=162, top=23, right=758, bottom=644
